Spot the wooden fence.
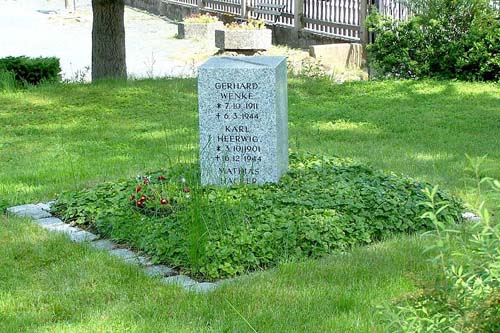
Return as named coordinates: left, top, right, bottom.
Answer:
left=167, top=0, right=410, bottom=42
left=166, top=0, right=500, bottom=42
left=374, top=0, right=410, bottom=21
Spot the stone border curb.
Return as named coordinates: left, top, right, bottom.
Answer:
left=6, top=203, right=221, bottom=293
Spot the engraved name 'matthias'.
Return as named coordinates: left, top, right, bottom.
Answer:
left=219, top=167, right=260, bottom=175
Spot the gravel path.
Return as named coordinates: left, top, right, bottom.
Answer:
left=0, top=0, right=217, bottom=80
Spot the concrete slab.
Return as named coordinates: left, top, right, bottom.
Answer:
left=7, top=204, right=52, bottom=219
left=143, top=264, right=177, bottom=277
left=70, top=230, right=98, bottom=242
left=90, top=239, right=117, bottom=250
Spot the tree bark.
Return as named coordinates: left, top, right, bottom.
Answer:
left=91, top=0, right=127, bottom=81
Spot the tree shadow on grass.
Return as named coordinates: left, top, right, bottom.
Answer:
left=0, top=78, right=499, bottom=204
left=0, top=79, right=200, bottom=204
left=288, top=79, right=500, bottom=191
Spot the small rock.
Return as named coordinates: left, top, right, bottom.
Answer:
left=90, top=239, right=117, bottom=250
left=143, top=265, right=177, bottom=277
left=462, top=211, right=481, bottom=222
left=7, top=204, right=52, bottom=219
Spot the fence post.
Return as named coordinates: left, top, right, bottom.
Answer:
left=293, top=0, right=304, bottom=32
left=241, top=0, right=247, bottom=18
left=359, top=0, right=369, bottom=46
left=197, top=0, right=205, bottom=11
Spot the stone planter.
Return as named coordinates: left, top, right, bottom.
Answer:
left=215, top=29, right=272, bottom=51
left=177, top=21, right=224, bottom=41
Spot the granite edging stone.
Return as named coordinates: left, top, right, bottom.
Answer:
left=5, top=203, right=220, bottom=293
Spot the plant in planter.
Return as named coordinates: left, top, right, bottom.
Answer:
left=177, top=13, right=224, bottom=41
left=215, top=18, right=272, bottom=51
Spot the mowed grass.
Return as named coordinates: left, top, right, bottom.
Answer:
left=0, top=215, right=431, bottom=333
left=1, top=78, right=499, bottom=332
left=1, top=79, right=499, bottom=206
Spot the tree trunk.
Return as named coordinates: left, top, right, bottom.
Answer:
left=91, top=0, right=127, bottom=81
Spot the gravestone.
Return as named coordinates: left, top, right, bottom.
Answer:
left=198, top=56, right=288, bottom=185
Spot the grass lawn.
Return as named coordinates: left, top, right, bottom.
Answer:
left=1, top=215, right=431, bottom=332
left=1, top=78, right=499, bottom=332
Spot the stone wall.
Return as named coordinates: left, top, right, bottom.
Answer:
left=161, top=2, right=198, bottom=22
left=125, top=0, right=163, bottom=15
left=272, top=26, right=346, bottom=48
left=309, top=43, right=365, bottom=71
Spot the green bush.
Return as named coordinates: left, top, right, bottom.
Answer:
left=366, top=0, right=500, bottom=81
left=0, top=56, right=61, bottom=86
left=51, top=154, right=463, bottom=279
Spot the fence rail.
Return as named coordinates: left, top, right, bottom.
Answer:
left=170, top=0, right=198, bottom=6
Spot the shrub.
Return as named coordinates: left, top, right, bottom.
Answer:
left=51, top=154, right=463, bottom=279
left=0, top=56, right=61, bottom=86
left=382, top=159, right=500, bottom=332
left=366, top=0, right=500, bottom=81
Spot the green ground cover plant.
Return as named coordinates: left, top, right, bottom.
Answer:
left=52, top=154, right=463, bottom=279
left=0, top=78, right=499, bottom=331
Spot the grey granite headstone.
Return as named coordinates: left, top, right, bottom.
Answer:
left=198, top=56, right=288, bottom=186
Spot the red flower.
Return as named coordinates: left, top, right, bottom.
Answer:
left=130, top=195, right=135, bottom=201
left=136, top=186, right=142, bottom=192
left=143, top=178, right=149, bottom=184
left=158, top=175, right=166, bottom=181
left=140, top=195, right=147, bottom=201
left=160, top=198, right=167, bottom=205
left=182, top=187, right=190, bottom=193
left=136, top=201, right=143, bottom=208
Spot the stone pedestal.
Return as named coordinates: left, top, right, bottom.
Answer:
left=178, top=22, right=224, bottom=41
left=215, top=29, right=272, bottom=50
left=198, top=56, right=288, bottom=186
